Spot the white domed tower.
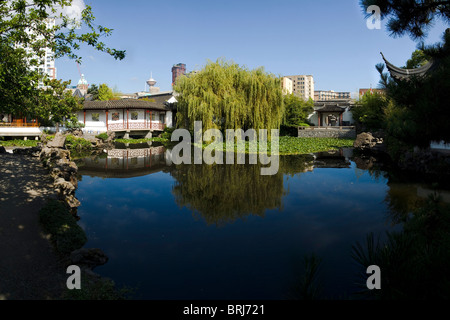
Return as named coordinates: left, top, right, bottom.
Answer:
left=146, top=72, right=160, bottom=95
left=77, top=74, right=89, bottom=93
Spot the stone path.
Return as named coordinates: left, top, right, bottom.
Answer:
left=0, top=153, right=67, bottom=300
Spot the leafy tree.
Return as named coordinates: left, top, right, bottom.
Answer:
left=0, top=0, right=125, bottom=118
left=0, top=0, right=126, bottom=62
left=38, top=78, right=82, bottom=131
left=0, top=40, right=40, bottom=117
left=87, top=84, right=99, bottom=100
left=173, top=59, right=284, bottom=134
left=352, top=91, right=389, bottom=131
left=360, top=0, right=450, bottom=40
left=98, top=83, right=115, bottom=101
left=283, top=94, right=314, bottom=127
left=379, top=32, right=450, bottom=147
left=405, top=49, right=430, bottom=69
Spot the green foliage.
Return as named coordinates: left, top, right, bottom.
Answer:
left=0, top=139, right=39, bottom=147
left=405, top=49, right=430, bottom=69
left=95, top=132, right=108, bottom=141
left=352, top=91, right=389, bottom=131
left=352, top=193, right=450, bottom=299
left=283, top=94, right=314, bottom=127
left=360, top=0, right=450, bottom=40
left=98, top=83, right=115, bottom=101
left=115, top=137, right=169, bottom=144
left=280, top=125, right=299, bottom=137
left=160, top=127, right=175, bottom=140
left=174, top=59, right=284, bottom=134
left=0, top=0, right=126, bottom=63
left=199, top=137, right=355, bottom=155
left=38, top=78, right=82, bottom=130
left=39, top=200, right=87, bottom=256
left=65, top=135, right=92, bottom=151
left=87, top=84, right=99, bottom=101
left=378, top=31, right=450, bottom=147
left=277, top=137, right=355, bottom=155
left=0, top=40, right=40, bottom=116
left=0, top=0, right=125, bottom=118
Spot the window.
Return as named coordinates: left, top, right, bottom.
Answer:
left=160, top=113, right=165, bottom=124
left=131, top=111, right=138, bottom=120
left=112, top=112, right=120, bottom=121
left=92, top=113, right=100, bottom=121
left=152, top=112, right=157, bottom=121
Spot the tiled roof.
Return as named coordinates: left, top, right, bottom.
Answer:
left=83, top=98, right=170, bottom=111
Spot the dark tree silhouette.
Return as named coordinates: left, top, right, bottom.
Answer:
left=361, top=0, right=450, bottom=40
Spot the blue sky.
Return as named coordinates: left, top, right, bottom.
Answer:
left=57, top=0, right=449, bottom=95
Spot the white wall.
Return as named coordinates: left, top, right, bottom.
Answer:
left=343, top=108, right=354, bottom=124
left=307, top=112, right=318, bottom=126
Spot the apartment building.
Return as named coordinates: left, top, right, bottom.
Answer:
left=281, top=77, right=293, bottom=95
left=283, top=75, right=314, bottom=100
left=314, top=90, right=351, bottom=101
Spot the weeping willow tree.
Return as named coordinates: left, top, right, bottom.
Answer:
left=173, top=59, right=284, bottom=134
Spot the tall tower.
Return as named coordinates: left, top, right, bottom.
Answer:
left=146, top=73, right=160, bottom=95
left=172, top=63, right=186, bottom=86
left=77, top=74, right=89, bottom=95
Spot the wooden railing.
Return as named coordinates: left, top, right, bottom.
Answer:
left=0, top=122, right=40, bottom=127
left=108, top=122, right=166, bottom=131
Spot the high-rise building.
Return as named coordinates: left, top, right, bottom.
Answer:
left=172, top=63, right=186, bottom=86
left=314, top=90, right=351, bottom=101
left=25, top=18, right=57, bottom=86
left=283, top=75, right=314, bottom=100
left=281, top=77, right=293, bottom=95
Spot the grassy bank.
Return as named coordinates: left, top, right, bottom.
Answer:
left=0, top=139, right=40, bottom=147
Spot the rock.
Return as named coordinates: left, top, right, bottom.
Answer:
left=54, top=177, right=75, bottom=195
left=0, top=146, right=6, bottom=154
left=13, top=146, right=42, bottom=157
left=70, top=248, right=109, bottom=269
left=65, top=195, right=81, bottom=208
left=354, top=132, right=386, bottom=152
left=47, top=132, right=66, bottom=148
left=69, top=129, right=84, bottom=137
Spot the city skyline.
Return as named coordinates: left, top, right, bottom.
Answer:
left=56, top=0, right=448, bottom=95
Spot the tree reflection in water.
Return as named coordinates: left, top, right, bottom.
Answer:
left=169, top=155, right=315, bottom=226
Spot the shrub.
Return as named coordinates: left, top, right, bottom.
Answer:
left=95, top=132, right=108, bottom=141
left=39, top=200, right=87, bottom=256
left=65, top=135, right=92, bottom=151
left=160, top=127, right=175, bottom=140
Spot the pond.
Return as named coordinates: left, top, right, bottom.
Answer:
left=73, top=145, right=448, bottom=299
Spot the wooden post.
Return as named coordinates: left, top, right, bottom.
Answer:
left=123, top=109, right=125, bottom=129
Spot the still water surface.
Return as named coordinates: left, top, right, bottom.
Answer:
left=74, top=145, right=442, bottom=299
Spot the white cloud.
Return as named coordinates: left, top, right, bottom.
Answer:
left=60, top=0, right=86, bottom=24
